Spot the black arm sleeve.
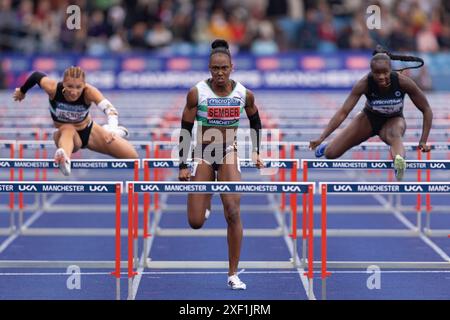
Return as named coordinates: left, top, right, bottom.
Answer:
left=19, top=71, right=46, bottom=94
left=249, top=110, right=262, bottom=154
left=179, top=120, right=194, bottom=169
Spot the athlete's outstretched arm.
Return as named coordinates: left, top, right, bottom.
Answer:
left=399, top=74, right=433, bottom=152
left=178, top=87, right=198, bottom=181
left=13, top=72, right=57, bottom=101
left=309, top=76, right=366, bottom=150
left=85, top=84, right=121, bottom=128
left=244, top=89, right=264, bottom=169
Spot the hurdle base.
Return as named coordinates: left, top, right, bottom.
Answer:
left=305, top=228, right=420, bottom=237
left=19, top=227, right=146, bottom=237
left=314, top=261, right=450, bottom=269
left=423, top=228, right=450, bottom=237
left=155, top=227, right=284, bottom=237
left=0, top=260, right=128, bottom=268
left=145, top=260, right=295, bottom=269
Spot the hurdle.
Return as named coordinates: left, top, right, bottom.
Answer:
left=302, top=159, right=450, bottom=238
left=0, top=181, right=124, bottom=300
left=0, top=141, right=16, bottom=234
left=318, top=182, right=450, bottom=300
left=141, top=158, right=299, bottom=238
left=0, top=158, right=139, bottom=236
left=125, top=181, right=314, bottom=300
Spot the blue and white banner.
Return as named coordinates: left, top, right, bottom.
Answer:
left=0, top=159, right=139, bottom=169
left=302, top=160, right=450, bottom=170
left=143, top=159, right=298, bottom=169
left=2, top=51, right=448, bottom=90
left=0, top=181, right=120, bottom=193
left=129, top=181, right=312, bottom=194
left=321, top=182, right=450, bottom=194
left=348, top=144, right=450, bottom=151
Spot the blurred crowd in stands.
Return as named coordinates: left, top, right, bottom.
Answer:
left=0, top=0, right=449, bottom=55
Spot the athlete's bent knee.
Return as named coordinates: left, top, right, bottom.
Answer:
left=188, top=216, right=204, bottom=229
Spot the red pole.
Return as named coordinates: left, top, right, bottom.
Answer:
left=34, top=131, right=40, bottom=181
left=154, top=145, right=160, bottom=210
left=9, top=143, right=14, bottom=210
left=111, top=183, right=121, bottom=278
left=289, top=161, right=298, bottom=238
left=302, top=161, right=308, bottom=239
left=426, top=151, right=432, bottom=213
left=19, top=144, right=24, bottom=210
left=42, top=132, right=48, bottom=181
left=133, top=160, right=139, bottom=239
left=307, top=182, right=314, bottom=279
left=280, top=146, right=286, bottom=212
left=143, top=160, right=151, bottom=238
left=128, top=184, right=137, bottom=278
left=321, top=184, right=330, bottom=279
left=416, top=149, right=421, bottom=212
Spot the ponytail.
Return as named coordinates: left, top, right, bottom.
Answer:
left=372, top=45, right=424, bottom=72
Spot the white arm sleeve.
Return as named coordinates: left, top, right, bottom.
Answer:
left=97, top=99, right=119, bottom=127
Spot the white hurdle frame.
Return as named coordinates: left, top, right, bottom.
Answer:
left=125, top=181, right=314, bottom=300
left=140, top=158, right=299, bottom=240
left=302, top=159, right=450, bottom=239
left=0, top=181, right=124, bottom=300
left=317, top=182, right=450, bottom=300
left=0, top=158, right=139, bottom=237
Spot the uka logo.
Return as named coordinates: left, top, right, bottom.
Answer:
left=333, top=185, right=353, bottom=192
left=269, top=162, right=287, bottom=168
left=282, top=185, right=304, bottom=193
left=430, top=163, right=445, bottom=169
left=89, top=185, right=108, bottom=192
left=152, top=162, right=171, bottom=168
left=111, top=162, right=129, bottom=168
left=212, top=185, right=231, bottom=192
left=371, top=163, right=388, bottom=168
left=312, top=162, right=329, bottom=168
left=404, top=185, right=424, bottom=192
left=18, top=185, right=38, bottom=192
left=0, top=162, right=11, bottom=168
left=139, top=185, right=160, bottom=192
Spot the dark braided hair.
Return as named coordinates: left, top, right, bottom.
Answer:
left=210, top=39, right=231, bottom=58
left=372, top=45, right=424, bottom=72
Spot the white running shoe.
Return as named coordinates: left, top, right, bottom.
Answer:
left=205, top=208, right=211, bottom=220
left=227, top=274, right=246, bottom=290
left=102, top=124, right=129, bottom=139
left=54, top=148, right=71, bottom=176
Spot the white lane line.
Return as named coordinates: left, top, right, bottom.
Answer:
left=0, top=193, right=62, bottom=254
left=343, top=170, right=450, bottom=262
left=373, top=193, right=450, bottom=262
left=267, top=193, right=316, bottom=300
left=2, top=270, right=449, bottom=277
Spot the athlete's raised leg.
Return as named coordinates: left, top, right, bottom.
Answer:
left=53, top=124, right=83, bottom=175
left=378, top=117, right=407, bottom=159
left=85, top=122, right=138, bottom=158
left=379, top=117, right=407, bottom=180
left=324, top=112, right=374, bottom=159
